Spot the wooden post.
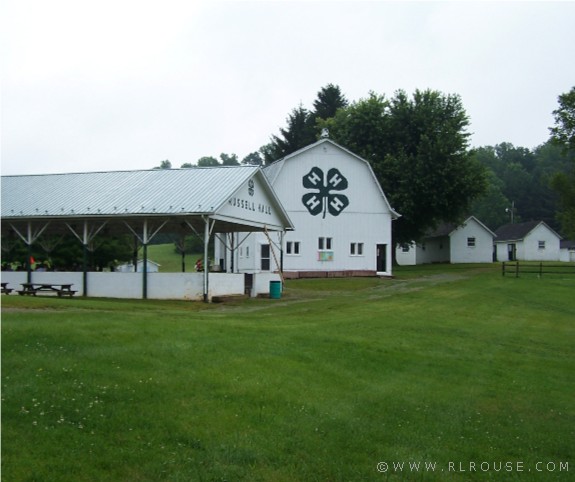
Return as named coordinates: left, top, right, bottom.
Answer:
left=515, top=261, right=519, bottom=278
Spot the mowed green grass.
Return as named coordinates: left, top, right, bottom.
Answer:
left=2, top=265, right=574, bottom=481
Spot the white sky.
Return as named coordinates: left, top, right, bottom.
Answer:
left=2, top=0, right=574, bottom=175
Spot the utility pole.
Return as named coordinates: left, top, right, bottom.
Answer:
left=505, top=201, right=515, bottom=223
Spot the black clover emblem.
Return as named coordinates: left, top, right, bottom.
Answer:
left=302, top=167, right=349, bottom=218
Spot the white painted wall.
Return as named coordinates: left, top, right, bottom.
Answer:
left=228, top=141, right=397, bottom=275
left=522, top=224, right=561, bottom=261
left=495, top=224, right=561, bottom=262
left=450, top=219, right=494, bottom=263
left=395, top=243, right=417, bottom=266
left=560, top=248, right=575, bottom=262
left=1, top=271, right=261, bottom=300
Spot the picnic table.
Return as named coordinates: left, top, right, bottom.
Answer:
left=18, top=283, right=77, bottom=297
left=1, top=282, right=14, bottom=294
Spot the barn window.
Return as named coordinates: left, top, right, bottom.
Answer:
left=286, top=241, right=300, bottom=255
left=350, top=242, right=364, bottom=256
left=318, top=237, right=332, bottom=250
left=261, top=244, right=270, bottom=270
left=467, top=237, right=476, bottom=248
left=538, top=240, right=546, bottom=250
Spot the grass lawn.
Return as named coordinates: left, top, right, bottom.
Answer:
left=1, top=264, right=573, bottom=481
left=145, top=243, right=201, bottom=273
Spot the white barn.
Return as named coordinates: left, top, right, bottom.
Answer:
left=396, top=216, right=495, bottom=265
left=215, top=138, right=399, bottom=278
left=494, top=220, right=562, bottom=262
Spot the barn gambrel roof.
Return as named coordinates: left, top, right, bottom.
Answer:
left=263, top=138, right=400, bottom=219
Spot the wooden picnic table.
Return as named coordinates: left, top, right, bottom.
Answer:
left=18, top=283, right=77, bottom=297
left=1, top=282, right=14, bottom=294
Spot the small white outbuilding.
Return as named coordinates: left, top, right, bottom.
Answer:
left=396, top=216, right=495, bottom=265
left=494, top=220, right=562, bottom=262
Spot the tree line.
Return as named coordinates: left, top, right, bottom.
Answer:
left=3, top=85, right=572, bottom=271
left=157, top=83, right=574, bottom=243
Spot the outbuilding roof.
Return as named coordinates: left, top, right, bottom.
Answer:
left=494, top=220, right=562, bottom=242
left=425, top=216, right=496, bottom=239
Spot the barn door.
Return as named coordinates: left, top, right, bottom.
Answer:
left=507, top=243, right=516, bottom=261
left=376, top=244, right=387, bottom=272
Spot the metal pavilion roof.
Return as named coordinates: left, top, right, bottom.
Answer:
left=2, top=166, right=260, bottom=218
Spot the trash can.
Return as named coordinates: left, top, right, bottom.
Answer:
left=269, top=280, right=282, bottom=299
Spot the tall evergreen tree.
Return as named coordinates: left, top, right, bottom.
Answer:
left=313, top=83, right=348, bottom=120
left=265, top=84, right=348, bottom=164
left=268, top=104, right=316, bottom=162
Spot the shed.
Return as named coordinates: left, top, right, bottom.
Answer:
left=559, top=240, right=575, bottom=262
left=494, top=221, right=562, bottom=261
left=396, top=216, right=495, bottom=265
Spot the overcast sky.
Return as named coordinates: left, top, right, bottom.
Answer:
left=2, top=0, right=574, bottom=175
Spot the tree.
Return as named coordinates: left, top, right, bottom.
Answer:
left=321, top=89, right=487, bottom=246
left=219, top=153, right=239, bottom=166
left=550, top=86, right=575, bottom=151
left=241, top=152, right=263, bottom=166
left=196, top=156, right=220, bottom=167
left=265, top=84, right=348, bottom=163
left=550, top=86, right=575, bottom=238
left=268, top=104, right=316, bottom=162
left=154, top=160, right=172, bottom=169
left=313, top=83, right=348, bottom=120
left=180, top=163, right=193, bottom=168
left=470, top=167, right=511, bottom=230
left=259, top=143, right=278, bottom=165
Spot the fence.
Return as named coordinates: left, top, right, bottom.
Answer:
left=502, top=262, right=575, bottom=278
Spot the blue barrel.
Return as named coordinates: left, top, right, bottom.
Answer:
left=269, top=280, right=282, bottom=299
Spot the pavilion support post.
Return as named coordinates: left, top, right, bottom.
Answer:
left=9, top=221, right=50, bottom=284
left=142, top=220, right=148, bottom=300
left=27, top=227, right=33, bottom=284
left=203, top=217, right=210, bottom=302
left=123, top=219, right=167, bottom=300
left=230, top=233, right=235, bottom=273
left=65, top=220, right=107, bottom=297
left=82, top=221, right=88, bottom=296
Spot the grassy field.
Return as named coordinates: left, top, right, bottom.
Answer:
left=2, top=264, right=574, bottom=481
left=145, top=243, right=201, bottom=273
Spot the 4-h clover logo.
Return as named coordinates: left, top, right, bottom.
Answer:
left=302, top=167, right=349, bottom=218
